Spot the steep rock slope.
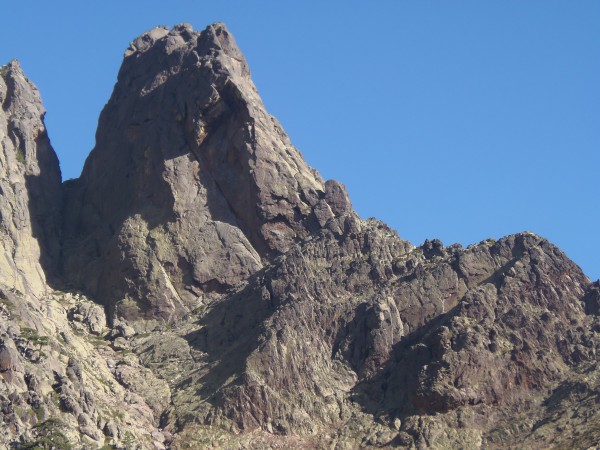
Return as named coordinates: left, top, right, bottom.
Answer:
left=63, top=23, right=351, bottom=322
left=0, top=63, right=167, bottom=449
left=0, top=61, right=62, bottom=295
left=0, top=288, right=170, bottom=449
left=142, top=225, right=599, bottom=448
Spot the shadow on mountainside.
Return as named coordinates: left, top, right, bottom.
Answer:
left=24, top=129, right=64, bottom=289
left=351, top=262, right=598, bottom=427
left=350, top=304, right=460, bottom=421
left=181, top=269, right=277, bottom=413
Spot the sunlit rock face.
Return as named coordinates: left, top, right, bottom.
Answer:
left=0, top=60, right=62, bottom=296
left=62, top=23, right=354, bottom=322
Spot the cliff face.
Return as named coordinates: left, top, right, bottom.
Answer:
left=62, top=23, right=352, bottom=322
left=0, top=61, right=62, bottom=296
left=0, top=61, right=168, bottom=450
left=0, top=23, right=599, bottom=450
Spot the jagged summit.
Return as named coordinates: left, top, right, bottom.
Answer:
left=123, top=23, right=248, bottom=73
left=1, top=59, right=23, bottom=78
left=1, top=59, right=24, bottom=74
left=1, top=60, right=46, bottom=120
left=62, top=22, right=354, bottom=322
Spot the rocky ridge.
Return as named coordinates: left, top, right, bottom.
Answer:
left=0, top=23, right=599, bottom=449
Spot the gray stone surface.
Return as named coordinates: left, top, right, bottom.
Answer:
left=69, top=299, right=107, bottom=335
left=0, top=60, right=63, bottom=296
left=62, top=23, right=354, bottom=323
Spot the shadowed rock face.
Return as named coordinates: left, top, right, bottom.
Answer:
left=0, top=23, right=599, bottom=449
left=62, top=23, right=352, bottom=322
left=0, top=61, right=63, bottom=295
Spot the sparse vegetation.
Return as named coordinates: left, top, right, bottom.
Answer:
left=121, top=431, right=136, bottom=448
left=21, top=327, right=49, bottom=346
left=99, top=444, right=118, bottom=450
left=34, top=405, right=44, bottom=422
left=16, top=418, right=71, bottom=449
left=111, top=408, right=125, bottom=420
left=191, top=304, right=207, bottom=315
left=16, top=149, right=26, bottom=165
left=87, top=333, right=109, bottom=346
left=0, top=293, right=14, bottom=313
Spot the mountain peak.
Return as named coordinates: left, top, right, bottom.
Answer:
left=1, top=59, right=45, bottom=117
left=63, top=22, right=353, bottom=321
left=0, top=60, right=62, bottom=294
left=124, top=23, right=197, bottom=57
left=122, top=22, right=248, bottom=74
left=1, top=58, right=21, bottom=74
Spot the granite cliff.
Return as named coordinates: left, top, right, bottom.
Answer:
left=62, top=23, right=350, bottom=324
left=0, top=23, right=598, bottom=449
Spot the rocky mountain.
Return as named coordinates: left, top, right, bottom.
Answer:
left=0, top=60, right=62, bottom=295
left=0, top=23, right=598, bottom=449
left=62, top=23, right=350, bottom=324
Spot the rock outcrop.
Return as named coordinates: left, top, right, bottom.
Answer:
left=0, top=61, right=62, bottom=295
left=0, top=23, right=598, bottom=449
left=0, top=288, right=168, bottom=449
left=62, top=23, right=352, bottom=323
left=149, top=227, right=599, bottom=448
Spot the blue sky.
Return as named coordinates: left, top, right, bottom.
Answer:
left=1, top=2, right=599, bottom=279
